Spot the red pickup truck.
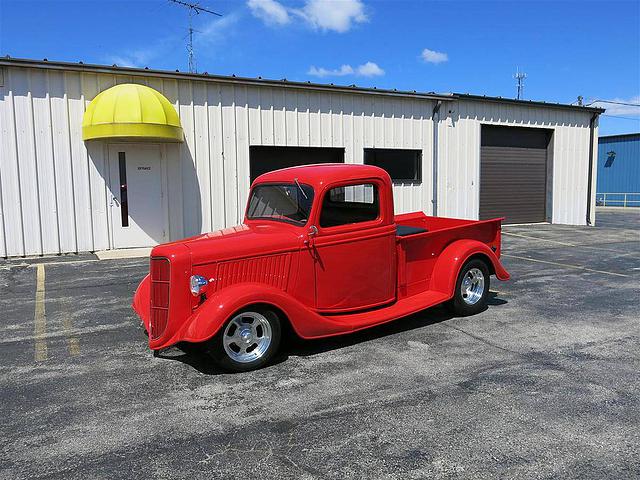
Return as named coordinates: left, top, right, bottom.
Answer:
left=133, top=164, right=509, bottom=372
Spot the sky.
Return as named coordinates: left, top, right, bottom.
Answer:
left=1, top=0, right=638, bottom=135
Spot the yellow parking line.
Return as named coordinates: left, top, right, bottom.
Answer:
left=502, top=254, right=629, bottom=277
left=34, top=264, right=47, bottom=362
left=62, top=314, right=81, bottom=356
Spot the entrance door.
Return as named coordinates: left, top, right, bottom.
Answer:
left=108, top=144, right=167, bottom=248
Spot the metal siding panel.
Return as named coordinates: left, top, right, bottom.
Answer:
left=284, top=89, right=298, bottom=146
left=309, top=91, right=321, bottom=147
left=162, top=79, right=185, bottom=239
left=247, top=86, right=261, bottom=146
left=220, top=84, right=239, bottom=226
left=342, top=94, right=354, bottom=163
left=83, top=73, right=109, bottom=251
left=260, top=87, right=274, bottom=145
left=31, top=69, right=61, bottom=254
left=331, top=94, right=343, bottom=147
left=297, top=90, right=310, bottom=147
left=14, top=68, right=42, bottom=255
left=208, top=83, right=226, bottom=230
left=0, top=70, right=24, bottom=256
left=320, top=92, right=331, bottom=146
left=48, top=70, right=77, bottom=253
left=235, top=85, right=250, bottom=223
left=352, top=95, right=364, bottom=164
left=597, top=135, right=640, bottom=193
left=178, top=80, right=201, bottom=236
left=66, top=71, right=93, bottom=252
left=193, top=81, right=212, bottom=232
left=273, top=88, right=285, bottom=146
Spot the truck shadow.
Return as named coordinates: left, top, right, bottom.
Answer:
left=159, top=291, right=507, bottom=375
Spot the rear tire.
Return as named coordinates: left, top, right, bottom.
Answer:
left=446, top=259, right=490, bottom=316
left=208, top=307, right=281, bottom=373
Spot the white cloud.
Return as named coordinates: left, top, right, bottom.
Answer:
left=248, top=0, right=290, bottom=25
left=106, top=48, right=156, bottom=68
left=106, top=12, right=241, bottom=70
left=308, top=61, right=384, bottom=77
left=297, top=0, right=367, bottom=33
left=588, top=95, right=640, bottom=116
left=199, top=11, right=242, bottom=44
left=355, top=61, right=384, bottom=76
left=421, top=48, right=448, bottom=64
left=249, top=0, right=367, bottom=33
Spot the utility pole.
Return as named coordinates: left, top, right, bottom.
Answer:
left=514, top=68, right=527, bottom=100
left=168, top=0, right=221, bottom=73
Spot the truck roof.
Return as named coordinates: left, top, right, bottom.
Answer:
left=253, top=163, right=392, bottom=188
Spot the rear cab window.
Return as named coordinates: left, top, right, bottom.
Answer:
left=320, top=183, right=379, bottom=228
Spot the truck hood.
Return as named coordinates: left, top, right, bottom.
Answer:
left=153, top=223, right=302, bottom=266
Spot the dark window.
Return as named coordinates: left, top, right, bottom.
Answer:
left=118, top=152, right=129, bottom=227
left=604, top=151, right=616, bottom=168
left=320, top=183, right=379, bottom=228
left=364, top=148, right=422, bottom=182
left=247, top=183, right=314, bottom=226
left=250, top=146, right=344, bottom=182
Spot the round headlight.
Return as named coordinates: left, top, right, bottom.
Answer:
left=190, top=275, right=208, bottom=296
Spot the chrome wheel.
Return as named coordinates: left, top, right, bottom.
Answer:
left=222, top=312, right=273, bottom=363
left=461, top=267, right=485, bottom=305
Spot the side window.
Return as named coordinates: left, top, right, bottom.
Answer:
left=320, top=183, right=379, bottom=228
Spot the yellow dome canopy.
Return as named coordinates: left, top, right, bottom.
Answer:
left=82, top=83, right=183, bottom=142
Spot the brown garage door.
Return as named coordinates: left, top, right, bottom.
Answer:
left=480, top=125, right=551, bottom=224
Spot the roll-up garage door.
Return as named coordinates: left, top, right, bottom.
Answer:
left=250, top=146, right=344, bottom=183
left=480, top=125, right=551, bottom=224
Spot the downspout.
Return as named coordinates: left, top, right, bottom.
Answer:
left=432, top=100, right=442, bottom=216
left=586, top=112, right=598, bottom=225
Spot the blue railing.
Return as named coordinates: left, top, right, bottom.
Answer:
left=596, top=193, right=640, bottom=207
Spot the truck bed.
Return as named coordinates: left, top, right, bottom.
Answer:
left=393, top=212, right=504, bottom=299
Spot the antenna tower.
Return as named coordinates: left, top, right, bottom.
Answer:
left=168, top=0, right=221, bottom=73
left=514, top=68, right=527, bottom=100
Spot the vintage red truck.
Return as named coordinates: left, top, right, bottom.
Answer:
left=133, top=164, right=510, bottom=372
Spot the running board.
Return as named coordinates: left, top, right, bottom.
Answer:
left=327, top=290, right=451, bottom=331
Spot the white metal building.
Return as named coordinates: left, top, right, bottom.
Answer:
left=0, top=57, right=603, bottom=258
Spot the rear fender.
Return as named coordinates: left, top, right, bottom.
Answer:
left=429, top=239, right=510, bottom=297
left=167, top=283, right=353, bottom=345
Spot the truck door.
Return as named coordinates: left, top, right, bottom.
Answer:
left=312, top=181, right=397, bottom=312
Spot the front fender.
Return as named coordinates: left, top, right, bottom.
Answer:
left=132, top=274, right=151, bottom=332
left=163, top=282, right=354, bottom=347
left=429, top=240, right=510, bottom=297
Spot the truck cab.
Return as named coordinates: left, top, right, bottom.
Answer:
left=133, top=164, right=509, bottom=372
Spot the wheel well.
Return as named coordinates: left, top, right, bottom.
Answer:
left=464, top=253, right=495, bottom=275
left=243, top=302, right=299, bottom=340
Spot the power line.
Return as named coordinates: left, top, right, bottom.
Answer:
left=168, top=0, right=222, bottom=73
left=587, top=99, right=640, bottom=107
left=601, top=114, right=640, bottom=121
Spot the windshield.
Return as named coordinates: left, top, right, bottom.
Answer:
left=246, top=183, right=314, bottom=226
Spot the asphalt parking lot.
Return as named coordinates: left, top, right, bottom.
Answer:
left=1, top=208, right=639, bottom=480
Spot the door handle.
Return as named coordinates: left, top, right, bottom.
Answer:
left=112, top=196, right=120, bottom=207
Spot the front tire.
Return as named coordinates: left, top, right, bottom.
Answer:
left=209, top=307, right=281, bottom=372
left=446, top=259, right=490, bottom=316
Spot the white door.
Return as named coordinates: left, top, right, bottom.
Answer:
left=108, top=144, right=167, bottom=248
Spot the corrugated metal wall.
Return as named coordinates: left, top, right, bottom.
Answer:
left=439, top=100, right=597, bottom=225
left=0, top=64, right=597, bottom=257
left=597, top=134, right=640, bottom=193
